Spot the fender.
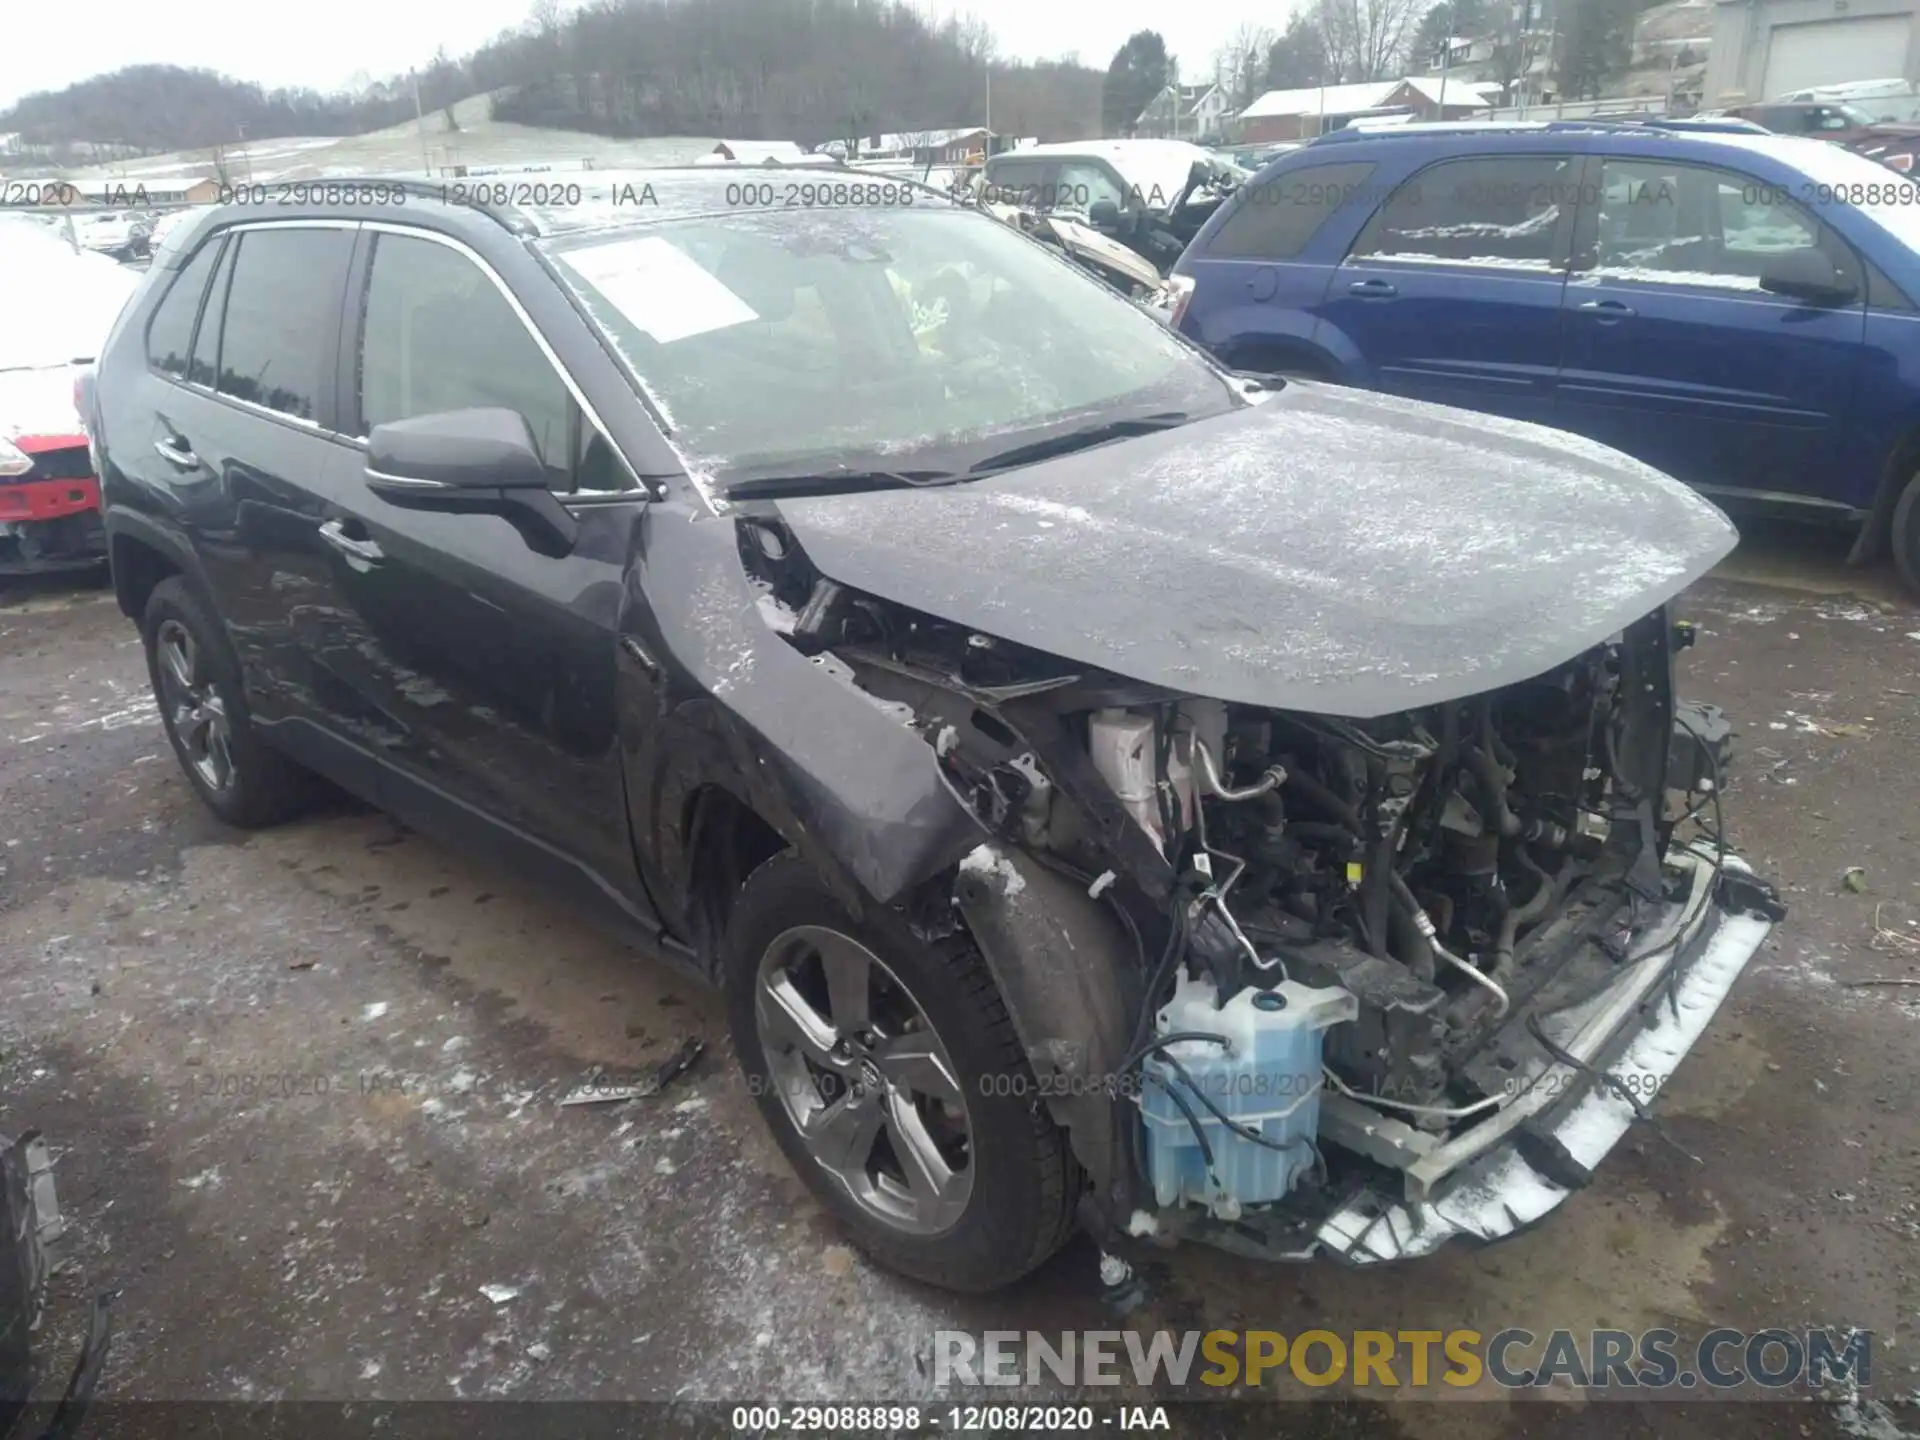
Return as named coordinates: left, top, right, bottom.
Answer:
left=101, top=505, right=215, bottom=622
left=622, top=501, right=985, bottom=930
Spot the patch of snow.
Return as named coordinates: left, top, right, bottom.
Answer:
left=957, top=843, right=1026, bottom=895
left=755, top=593, right=798, bottom=635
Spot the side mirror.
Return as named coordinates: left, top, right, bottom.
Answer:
left=1757, top=247, right=1858, bottom=305
left=1087, top=198, right=1121, bottom=231
left=365, top=407, right=578, bottom=556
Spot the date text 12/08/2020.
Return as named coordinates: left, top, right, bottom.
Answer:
left=728, top=1406, right=1173, bottom=1432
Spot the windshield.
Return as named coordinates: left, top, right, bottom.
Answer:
left=542, top=207, right=1233, bottom=479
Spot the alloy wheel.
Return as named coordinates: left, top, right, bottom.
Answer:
left=155, top=619, right=235, bottom=795
left=754, top=924, right=974, bottom=1235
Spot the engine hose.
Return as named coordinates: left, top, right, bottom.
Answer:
left=1467, top=744, right=1522, bottom=838
left=1491, top=850, right=1578, bottom=985
left=1391, top=873, right=1506, bottom=1014
left=1192, top=739, right=1285, bottom=802
left=1386, top=887, right=1436, bottom=982
left=1282, top=769, right=1362, bottom=833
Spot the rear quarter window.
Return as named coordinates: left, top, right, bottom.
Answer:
left=1202, top=162, right=1378, bottom=260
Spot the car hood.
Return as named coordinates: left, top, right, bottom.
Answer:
left=774, top=385, right=1737, bottom=718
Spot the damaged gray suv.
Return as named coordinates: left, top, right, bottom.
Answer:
left=80, top=172, right=1783, bottom=1292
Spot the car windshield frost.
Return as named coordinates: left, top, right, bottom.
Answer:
left=541, top=208, right=1233, bottom=479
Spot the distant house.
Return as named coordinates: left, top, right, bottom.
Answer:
left=1236, top=77, right=1499, bottom=142
left=699, top=140, right=810, bottom=164
left=1134, top=82, right=1231, bottom=140
left=821, top=128, right=1000, bottom=165
left=45, top=175, right=222, bottom=207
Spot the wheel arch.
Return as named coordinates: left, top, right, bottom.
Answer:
left=679, top=781, right=793, bottom=979
left=1848, top=417, right=1920, bottom=566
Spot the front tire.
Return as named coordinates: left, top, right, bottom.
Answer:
left=725, top=853, right=1077, bottom=1292
left=142, top=576, right=314, bottom=827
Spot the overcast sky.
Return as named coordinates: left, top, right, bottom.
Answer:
left=4, top=0, right=1298, bottom=113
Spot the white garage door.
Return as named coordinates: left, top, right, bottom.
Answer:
left=1764, top=15, right=1914, bottom=98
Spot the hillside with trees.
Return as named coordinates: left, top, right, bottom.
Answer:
left=0, top=0, right=1102, bottom=158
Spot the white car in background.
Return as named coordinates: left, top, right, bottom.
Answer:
left=143, top=208, right=199, bottom=255
left=70, top=210, right=149, bottom=260
left=0, top=219, right=140, bottom=573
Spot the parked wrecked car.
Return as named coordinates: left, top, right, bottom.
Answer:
left=0, top=219, right=137, bottom=575
left=975, top=140, right=1246, bottom=295
left=80, top=173, right=1782, bottom=1291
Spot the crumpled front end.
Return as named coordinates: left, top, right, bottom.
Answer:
left=731, top=504, right=1781, bottom=1266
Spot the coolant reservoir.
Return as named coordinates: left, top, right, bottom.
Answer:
left=1139, top=974, right=1358, bottom=1219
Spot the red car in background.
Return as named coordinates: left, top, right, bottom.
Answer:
left=0, top=219, right=138, bottom=575
left=1717, top=99, right=1920, bottom=173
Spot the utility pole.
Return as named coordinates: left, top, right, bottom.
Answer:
left=411, top=68, right=431, bottom=176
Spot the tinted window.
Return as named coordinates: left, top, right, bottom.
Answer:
left=188, top=239, right=234, bottom=388
left=1866, top=258, right=1912, bottom=310
left=215, top=228, right=352, bottom=422
left=1350, top=154, right=1573, bottom=269
left=145, top=239, right=221, bottom=377
left=357, top=233, right=575, bottom=487
left=1592, top=160, right=1859, bottom=293
left=1052, top=160, right=1127, bottom=214
left=981, top=160, right=1051, bottom=206
left=1206, top=162, right=1378, bottom=260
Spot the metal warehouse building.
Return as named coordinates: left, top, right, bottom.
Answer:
left=1706, top=0, right=1919, bottom=102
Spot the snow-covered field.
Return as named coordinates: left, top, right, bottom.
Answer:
left=50, top=93, right=719, bottom=188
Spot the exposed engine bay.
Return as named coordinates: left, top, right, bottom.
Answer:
left=739, top=511, right=1777, bottom=1260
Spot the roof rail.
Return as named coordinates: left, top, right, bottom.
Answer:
left=1306, top=115, right=1767, bottom=144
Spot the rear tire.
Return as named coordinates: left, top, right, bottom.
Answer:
left=1892, top=470, right=1920, bottom=597
left=142, top=576, right=314, bottom=828
left=724, top=853, right=1077, bottom=1292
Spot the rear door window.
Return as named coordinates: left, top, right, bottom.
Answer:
left=145, top=238, right=222, bottom=378
left=213, top=228, right=354, bottom=423
left=1590, top=160, right=1861, bottom=293
left=188, top=239, right=235, bottom=388
left=1205, top=162, right=1378, bottom=259
left=1348, top=154, right=1577, bottom=270
left=355, top=231, right=581, bottom=490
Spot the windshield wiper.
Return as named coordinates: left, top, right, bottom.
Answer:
left=722, top=468, right=961, bottom=500
left=966, top=412, right=1190, bottom=475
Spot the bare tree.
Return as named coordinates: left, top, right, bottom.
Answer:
left=1213, top=23, right=1277, bottom=109
left=1315, top=0, right=1423, bottom=82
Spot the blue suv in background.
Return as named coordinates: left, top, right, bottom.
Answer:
left=1169, top=122, right=1920, bottom=593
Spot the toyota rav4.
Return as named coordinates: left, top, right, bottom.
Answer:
left=79, top=172, right=1782, bottom=1292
